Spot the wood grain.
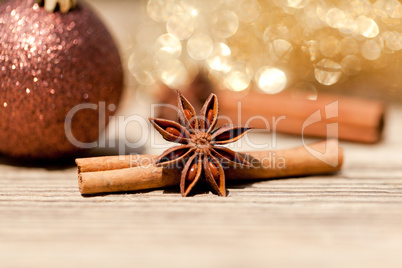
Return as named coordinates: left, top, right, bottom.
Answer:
left=1, top=107, right=402, bottom=268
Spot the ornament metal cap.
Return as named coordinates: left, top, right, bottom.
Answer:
left=38, top=0, right=76, bottom=13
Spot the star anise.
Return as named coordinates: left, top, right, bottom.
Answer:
left=149, top=91, right=252, bottom=197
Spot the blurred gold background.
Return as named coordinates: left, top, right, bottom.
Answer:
left=89, top=0, right=401, bottom=102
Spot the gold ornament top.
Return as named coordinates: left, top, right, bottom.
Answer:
left=38, top=0, right=76, bottom=13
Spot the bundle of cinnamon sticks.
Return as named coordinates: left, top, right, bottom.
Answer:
left=76, top=78, right=386, bottom=195
left=77, top=140, right=343, bottom=195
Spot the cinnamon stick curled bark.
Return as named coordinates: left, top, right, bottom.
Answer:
left=156, top=84, right=386, bottom=144
left=76, top=140, right=343, bottom=195
left=216, top=90, right=385, bottom=144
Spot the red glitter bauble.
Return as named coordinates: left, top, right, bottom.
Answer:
left=0, top=0, right=123, bottom=158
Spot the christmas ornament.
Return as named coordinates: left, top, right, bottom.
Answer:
left=0, top=0, right=123, bottom=158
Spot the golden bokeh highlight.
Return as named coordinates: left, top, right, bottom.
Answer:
left=207, top=43, right=232, bottom=73
left=225, top=66, right=251, bottom=91
left=314, top=59, right=342, bottom=86
left=187, top=33, right=214, bottom=60
left=127, top=0, right=402, bottom=91
left=255, top=67, right=287, bottom=94
left=166, top=13, right=194, bottom=40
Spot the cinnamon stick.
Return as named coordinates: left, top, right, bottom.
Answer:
left=77, top=140, right=343, bottom=195
left=156, top=84, right=385, bottom=143
left=216, top=90, right=385, bottom=144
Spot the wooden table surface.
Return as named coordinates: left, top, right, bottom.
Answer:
left=1, top=105, right=401, bottom=268
left=1, top=1, right=402, bottom=267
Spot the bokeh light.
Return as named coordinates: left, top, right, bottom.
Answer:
left=166, top=13, right=194, bottom=40
left=236, top=0, right=261, bottom=23
left=269, top=39, right=293, bottom=63
left=290, top=82, right=317, bottom=100
left=130, top=0, right=402, bottom=93
left=128, top=53, right=156, bottom=86
left=224, top=66, right=251, bottom=91
left=341, top=55, right=361, bottom=76
left=147, top=0, right=176, bottom=22
left=187, top=33, right=214, bottom=60
left=154, top=33, right=182, bottom=59
left=315, top=59, right=342, bottom=86
left=212, top=10, right=239, bottom=38
left=158, top=59, right=188, bottom=88
left=362, top=39, right=382, bottom=60
left=207, top=43, right=232, bottom=73
left=255, top=67, right=287, bottom=94
left=355, top=16, right=379, bottom=38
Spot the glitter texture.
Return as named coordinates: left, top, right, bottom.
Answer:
left=0, top=0, right=123, bottom=158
